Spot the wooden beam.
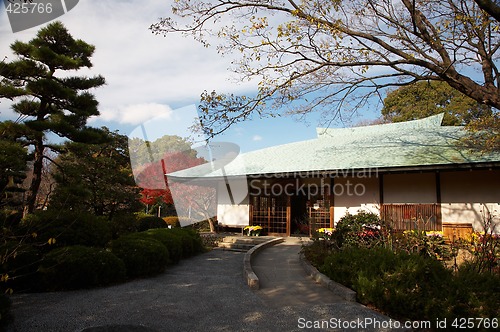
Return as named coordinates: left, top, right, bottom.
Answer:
left=286, top=195, right=291, bottom=236
left=329, top=177, right=335, bottom=228
left=435, top=172, right=442, bottom=230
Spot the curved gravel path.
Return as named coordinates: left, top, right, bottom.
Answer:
left=6, top=248, right=395, bottom=332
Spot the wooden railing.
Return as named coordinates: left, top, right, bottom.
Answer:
left=381, top=203, right=441, bottom=231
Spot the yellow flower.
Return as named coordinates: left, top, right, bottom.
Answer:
left=425, top=231, right=443, bottom=237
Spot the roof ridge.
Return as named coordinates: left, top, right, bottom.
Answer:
left=316, top=113, right=445, bottom=138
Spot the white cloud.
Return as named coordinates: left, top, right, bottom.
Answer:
left=0, top=0, right=257, bottom=125
left=93, top=103, right=173, bottom=125
left=252, top=135, right=263, bottom=141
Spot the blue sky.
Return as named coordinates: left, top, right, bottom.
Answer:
left=0, top=0, right=381, bottom=153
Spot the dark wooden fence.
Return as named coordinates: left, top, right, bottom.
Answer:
left=381, top=203, right=441, bottom=231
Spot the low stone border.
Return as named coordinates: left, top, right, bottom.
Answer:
left=299, top=252, right=357, bottom=302
left=244, top=237, right=284, bottom=290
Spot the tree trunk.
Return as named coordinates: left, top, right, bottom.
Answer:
left=207, top=217, right=217, bottom=233
left=23, top=137, right=44, bottom=218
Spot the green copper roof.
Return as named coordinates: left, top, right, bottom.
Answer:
left=170, top=114, right=500, bottom=179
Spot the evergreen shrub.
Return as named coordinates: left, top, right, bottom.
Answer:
left=108, top=213, right=139, bottom=239
left=136, top=214, right=167, bottom=232
left=110, top=236, right=169, bottom=278
left=167, top=228, right=204, bottom=257
left=451, top=263, right=500, bottom=318
left=319, top=246, right=500, bottom=321
left=39, top=245, right=126, bottom=290
left=127, top=229, right=183, bottom=264
left=22, top=210, right=112, bottom=249
left=331, top=211, right=386, bottom=249
left=175, top=228, right=205, bottom=254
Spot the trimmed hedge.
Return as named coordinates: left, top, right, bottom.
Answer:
left=168, top=228, right=205, bottom=257
left=136, top=215, right=167, bottom=232
left=319, top=246, right=499, bottom=321
left=108, top=213, right=139, bottom=238
left=22, top=210, right=112, bottom=249
left=124, top=228, right=205, bottom=264
left=110, top=236, right=169, bottom=278
left=38, top=245, right=126, bottom=290
left=128, top=229, right=183, bottom=264
left=2, top=214, right=206, bottom=293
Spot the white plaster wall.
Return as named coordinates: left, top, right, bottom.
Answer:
left=333, top=177, right=380, bottom=225
left=217, top=181, right=250, bottom=226
left=217, top=203, right=250, bottom=226
left=441, top=170, right=500, bottom=232
left=384, top=173, right=436, bottom=203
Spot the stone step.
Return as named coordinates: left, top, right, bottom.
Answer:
left=220, top=236, right=273, bottom=244
left=216, top=236, right=277, bottom=252
left=217, top=242, right=256, bottom=251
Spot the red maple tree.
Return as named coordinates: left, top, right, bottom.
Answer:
left=135, top=151, right=217, bottom=231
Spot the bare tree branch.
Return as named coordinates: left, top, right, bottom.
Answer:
left=151, top=0, right=500, bottom=136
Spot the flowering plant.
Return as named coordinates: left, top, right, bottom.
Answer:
left=425, top=231, right=444, bottom=238
left=399, top=230, right=450, bottom=260
left=317, top=228, right=334, bottom=240
left=466, top=231, right=499, bottom=273
left=244, top=225, right=263, bottom=236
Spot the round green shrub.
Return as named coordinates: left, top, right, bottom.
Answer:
left=110, top=236, right=169, bottom=278
left=167, top=228, right=203, bottom=258
left=22, top=210, right=112, bottom=249
left=39, top=245, right=126, bottom=291
left=109, top=213, right=139, bottom=238
left=130, top=229, right=183, bottom=264
left=331, top=211, right=386, bottom=249
left=182, top=228, right=205, bottom=252
left=136, top=215, right=167, bottom=232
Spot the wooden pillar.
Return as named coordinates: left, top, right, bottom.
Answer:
left=379, top=173, right=384, bottom=205
left=267, top=206, right=271, bottom=232
left=379, top=173, right=384, bottom=220
left=435, top=171, right=442, bottom=230
left=249, top=201, right=253, bottom=226
left=329, top=176, right=335, bottom=228
left=286, top=195, right=291, bottom=236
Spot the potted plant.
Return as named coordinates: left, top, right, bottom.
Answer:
left=243, top=225, right=263, bottom=236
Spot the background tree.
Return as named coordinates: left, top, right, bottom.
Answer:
left=152, top=0, right=500, bottom=139
left=0, top=121, right=29, bottom=209
left=135, top=148, right=218, bottom=231
left=382, top=81, right=492, bottom=126
left=49, top=129, right=141, bottom=219
left=170, top=182, right=217, bottom=232
left=463, top=113, right=500, bottom=152
left=130, top=135, right=200, bottom=216
left=128, top=135, right=195, bottom=169
left=0, top=21, right=106, bottom=216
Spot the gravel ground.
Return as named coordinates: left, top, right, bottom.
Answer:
left=6, top=249, right=399, bottom=332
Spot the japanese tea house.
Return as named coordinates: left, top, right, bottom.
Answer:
left=170, top=114, right=500, bottom=238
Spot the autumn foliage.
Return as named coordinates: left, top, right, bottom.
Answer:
left=135, top=151, right=205, bottom=206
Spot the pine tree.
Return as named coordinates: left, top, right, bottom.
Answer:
left=0, top=21, right=105, bottom=216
